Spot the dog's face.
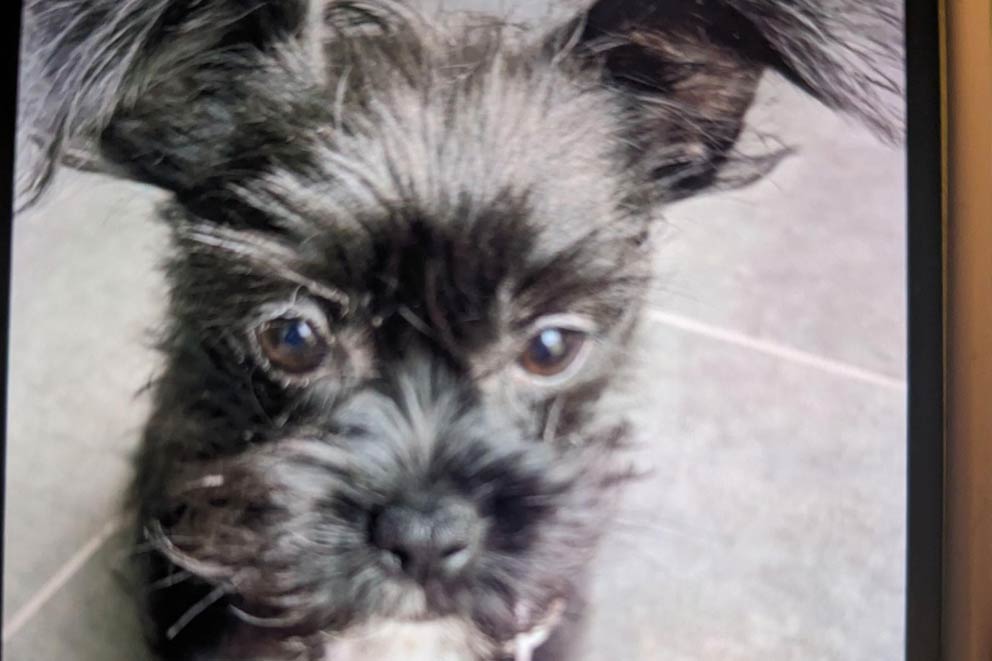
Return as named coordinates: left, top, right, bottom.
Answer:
left=136, top=20, right=649, bottom=656
left=18, top=0, right=901, bottom=658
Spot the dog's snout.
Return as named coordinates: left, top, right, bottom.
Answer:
left=370, top=497, right=483, bottom=581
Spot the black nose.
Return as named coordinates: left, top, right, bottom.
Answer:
left=370, top=497, right=482, bottom=581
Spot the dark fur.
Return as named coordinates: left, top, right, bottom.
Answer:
left=16, top=1, right=902, bottom=659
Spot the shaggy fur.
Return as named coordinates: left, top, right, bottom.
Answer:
left=16, top=1, right=902, bottom=659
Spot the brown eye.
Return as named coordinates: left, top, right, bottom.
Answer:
left=519, top=327, right=587, bottom=378
left=257, top=318, right=328, bottom=374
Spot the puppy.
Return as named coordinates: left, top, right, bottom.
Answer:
left=16, top=1, right=902, bottom=659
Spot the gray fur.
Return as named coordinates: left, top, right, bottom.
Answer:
left=15, top=1, right=902, bottom=659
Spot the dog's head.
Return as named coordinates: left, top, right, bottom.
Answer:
left=18, top=0, right=902, bottom=657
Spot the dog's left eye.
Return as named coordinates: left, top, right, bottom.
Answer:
left=519, top=327, right=587, bottom=378
left=257, top=318, right=329, bottom=374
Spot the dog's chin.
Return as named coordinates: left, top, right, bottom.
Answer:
left=323, top=596, right=566, bottom=661
left=324, top=618, right=482, bottom=661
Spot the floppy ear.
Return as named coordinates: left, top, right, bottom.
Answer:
left=16, top=0, right=328, bottom=212
left=547, top=0, right=904, bottom=202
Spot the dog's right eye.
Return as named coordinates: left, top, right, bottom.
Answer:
left=519, top=327, right=588, bottom=378
left=256, top=318, right=329, bottom=374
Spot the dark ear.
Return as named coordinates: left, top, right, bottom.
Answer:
left=548, top=0, right=904, bottom=202
left=16, top=0, right=326, bottom=212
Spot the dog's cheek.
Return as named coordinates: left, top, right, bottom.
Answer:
left=469, top=372, right=542, bottom=439
left=145, top=444, right=378, bottom=628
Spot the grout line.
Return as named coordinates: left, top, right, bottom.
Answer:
left=2, top=515, right=125, bottom=642
left=646, top=309, right=908, bottom=392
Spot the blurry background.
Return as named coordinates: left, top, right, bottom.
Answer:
left=3, top=1, right=907, bottom=659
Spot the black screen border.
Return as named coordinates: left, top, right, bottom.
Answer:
left=904, top=0, right=946, bottom=659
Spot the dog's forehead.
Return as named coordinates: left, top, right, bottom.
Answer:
left=204, top=36, right=649, bottom=326
left=251, top=45, right=629, bottom=253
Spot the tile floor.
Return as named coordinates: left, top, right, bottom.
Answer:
left=4, top=3, right=906, bottom=659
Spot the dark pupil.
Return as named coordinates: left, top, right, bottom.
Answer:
left=281, top=320, right=312, bottom=349
left=531, top=328, right=567, bottom=365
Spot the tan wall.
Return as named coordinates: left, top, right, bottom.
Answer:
left=944, top=0, right=992, bottom=658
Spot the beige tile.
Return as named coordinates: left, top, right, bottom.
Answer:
left=579, top=321, right=906, bottom=661
left=4, top=172, right=167, bottom=618
left=3, top=528, right=152, bottom=661
left=651, top=75, right=907, bottom=381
